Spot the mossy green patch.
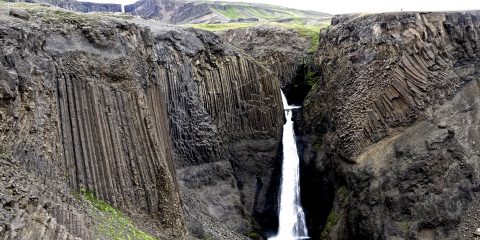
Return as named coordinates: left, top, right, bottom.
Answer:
left=321, top=209, right=340, bottom=238
left=79, top=188, right=156, bottom=240
left=204, top=235, right=214, bottom=240
left=305, top=68, right=319, bottom=87
left=399, top=221, right=411, bottom=233
left=247, top=231, right=261, bottom=239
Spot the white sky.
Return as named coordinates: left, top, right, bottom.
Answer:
left=81, top=0, right=480, bottom=14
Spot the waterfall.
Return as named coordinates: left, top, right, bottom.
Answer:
left=271, top=91, right=309, bottom=240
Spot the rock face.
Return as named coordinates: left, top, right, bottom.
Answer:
left=219, top=25, right=319, bottom=105
left=152, top=26, right=284, bottom=238
left=297, top=11, right=480, bottom=240
left=0, top=8, right=185, bottom=239
left=0, top=3, right=285, bottom=239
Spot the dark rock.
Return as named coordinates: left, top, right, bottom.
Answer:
left=299, top=11, right=480, bottom=240
left=218, top=25, right=316, bottom=105
left=0, top=6, right=285, bottom=240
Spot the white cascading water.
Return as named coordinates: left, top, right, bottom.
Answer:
left=270, top=91, right=309, bottom=240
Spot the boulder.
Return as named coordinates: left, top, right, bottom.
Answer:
left=8, top=8, right=30, bottom=20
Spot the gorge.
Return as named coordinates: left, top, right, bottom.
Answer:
left=0, top=1, right=480, bottom=240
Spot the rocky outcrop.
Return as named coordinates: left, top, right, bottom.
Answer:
left=9, top=0, right=122, bottom=13
left=297, top=11, right=480, bottom=240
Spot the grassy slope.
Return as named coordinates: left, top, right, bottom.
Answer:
left=77, top=188, right=157, bottom=240
left=187, top=1, right=330, bottom=53
left=206, top=1, right=329, bottom=21
left=188, top=21, right=330, bottom=53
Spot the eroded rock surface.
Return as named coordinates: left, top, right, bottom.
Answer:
left=298, top=11, right=480, bottom=240
left=0, top=4, right=284, bottom=239
left=219, top=25, right=320, bottom=105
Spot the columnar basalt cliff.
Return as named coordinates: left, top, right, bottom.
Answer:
left=219, top=25, right=320, bottom=105
left=0, top=9, right=185, bottom=239
left=297, top=11, right=480, bottom=240
left=150, top=25, right=284, bottom=238
left=0, top=4, right=284, bottom=239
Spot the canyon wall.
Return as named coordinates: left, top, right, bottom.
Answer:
left=298, top=11, right=480, bottom=240
left=0, top=10, right=185, bottom=239
left=0, top=5, right=284, bottom=239
left=150, top=25, right=284, bottom=238
left=219, top=25, right=317, bottom=105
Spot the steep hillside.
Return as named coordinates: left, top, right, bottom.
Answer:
left=125, top=0, right=331, bottom=24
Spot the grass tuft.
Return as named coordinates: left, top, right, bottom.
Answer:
left=79, top=188, right=157, bottom=240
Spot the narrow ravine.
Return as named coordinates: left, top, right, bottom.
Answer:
left=271, top=91, right=309, bottom=240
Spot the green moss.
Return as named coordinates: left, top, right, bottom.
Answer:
left=204, top=235, right=214, bottom=240
left=79, top=188, right=157, bottom=240
left=399, top=221, right=411, bottom=233
left=247, top=232, right=261, bottom=239
left=305, top=69, right=318, bottom=87
left=321, top=209, right=340, bottom=238
left=337, top=186, right=349, bottom=200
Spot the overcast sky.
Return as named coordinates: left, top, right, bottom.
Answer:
left=80, top=0, right=480, bottom=14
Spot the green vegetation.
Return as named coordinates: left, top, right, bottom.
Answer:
left=209, top=2, right=327, bottom=21
left=79, top=188, right=157, bottom=240
left=213, top=5, right=244, bottom=19
left=399, top=221, right=411, bottom=233
left=337, top=186, right=349, bottom=200
left=187, top=21, right=329, bottom=53
left=320, top=187, right=350, bottom=238
left=247, top=231, right=262, bottom=239
left=187, top=22, right=259, bottom=31
left=321, top=209, right=340, bottom=238
left=305, top=68, right=319, bottom=87
left=204, top=235, right=214, bottom=240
